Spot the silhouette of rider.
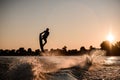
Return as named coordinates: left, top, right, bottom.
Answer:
left=40, top=28, right=49, bottom=47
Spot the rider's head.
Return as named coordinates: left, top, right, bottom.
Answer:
left=46, top=28, right=49, bottom=32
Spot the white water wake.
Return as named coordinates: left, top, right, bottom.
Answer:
left=2, top=50, right=116, bottom=80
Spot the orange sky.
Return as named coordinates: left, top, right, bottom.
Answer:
left=0, top=0, right=120, bottom=50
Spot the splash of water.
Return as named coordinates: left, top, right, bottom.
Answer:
left=7, top=57, right=58, bottom=80
left=89, top=50, right=106, bottom=65
left=6, top=50, right=106, bottom=80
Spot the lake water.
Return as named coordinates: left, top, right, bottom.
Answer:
left=0, top=50, right=120, bottom=80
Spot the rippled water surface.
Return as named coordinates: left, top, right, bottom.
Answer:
left=0, top=51, right=120, bottom=80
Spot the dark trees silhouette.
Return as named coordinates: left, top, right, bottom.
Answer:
left=89, top=45, right=95, bottom=51
left=1, top=40, right=120, bottom=56
left=62, top=46, right=67, bottom=53
left=100, top=41, right=120, bottom=56
left=112, top=41, right=120, bottom=56
left=0, top=48, right=41, bottom=56
left=35, top=49, right=41, bottom=55
left=27, top=48, right=32, bottom=54
left=16, top=47, right=27, bottom=55
left=100, top=41, right=112, bottom=56
left=79, top=46, right=87, bottom=55
left=100, top=41, right=111, bottom=50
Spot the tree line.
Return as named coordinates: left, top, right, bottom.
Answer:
left=0, top=41, right=120, bottom=56
left=100, top=41, right=120, bottom=56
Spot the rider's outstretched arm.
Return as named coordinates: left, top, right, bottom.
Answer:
left=40, top=31, right=45, bottom=35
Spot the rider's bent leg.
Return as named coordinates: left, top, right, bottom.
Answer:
left=43, top=38, right=47, bottom=46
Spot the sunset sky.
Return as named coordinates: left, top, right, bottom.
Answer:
left=0, top=0, right=120, bottom=50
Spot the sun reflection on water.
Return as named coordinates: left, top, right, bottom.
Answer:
left=105, top=57, right=120, bottom=65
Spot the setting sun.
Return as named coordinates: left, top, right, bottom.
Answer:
left=107, top=33, right=114, bottom=43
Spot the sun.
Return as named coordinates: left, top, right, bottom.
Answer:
left=107, top=33, right=114, bottom=43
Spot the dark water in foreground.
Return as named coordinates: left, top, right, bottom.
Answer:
left=0, top=50, right=120, bottom=80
